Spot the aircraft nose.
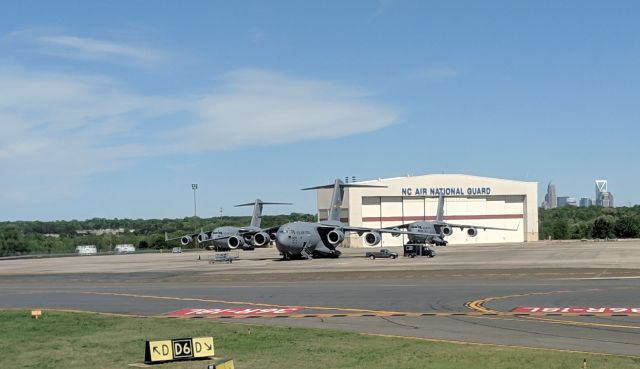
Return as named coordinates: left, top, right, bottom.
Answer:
left=276, top=232, right=289, bottom=246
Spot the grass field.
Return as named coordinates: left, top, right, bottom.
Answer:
left=1, top=310, right=638, bottom=369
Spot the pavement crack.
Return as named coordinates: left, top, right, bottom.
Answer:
left=379, top=316, right=420, bottom=329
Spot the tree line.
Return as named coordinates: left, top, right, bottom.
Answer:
left=539, top=205, right=640, bottom=240
left=0, top=213, right=315, bottom=257
left=2, top=206, right=639, bottom=257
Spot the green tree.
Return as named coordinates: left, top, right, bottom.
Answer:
left=591, top=215, right=615, bottom=239
left=614, top=215, right=640, bottom=238
left=550, top=218, right=569, bottom=240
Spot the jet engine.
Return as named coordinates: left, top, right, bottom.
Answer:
left=467, top=227, right=478, bottom=237
left=197, top=232, right=210, bottom=242
left=363, top=231, right=381, bottom=246
left=243, top=233, right=254, bottom=243
left=390, top=227, right=401, bottom=237
left=327, top=229, right=345, bottom=245
left=253, top=232, right=271, bottom=247
left=441, top=226, right=453, bottom=236
left=227, top=236, right=244, bottom=249
left=180, top=236, right=193, bottom=245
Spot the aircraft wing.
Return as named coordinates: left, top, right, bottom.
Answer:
left=317, top=224, right=439, bottom=237
left=443, top=221, right=520, bottom=232
left=351, top=226, right=440, bottom=237
left=164, top=232, right=199, bottom=242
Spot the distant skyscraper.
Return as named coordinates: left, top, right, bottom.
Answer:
left=544, top=182, right=557, bottom=209
left=579, top=197, right=593, bottom=207
left=557, top=196, right=578, bottom=207
left=595, top=180, right=614, bottom=207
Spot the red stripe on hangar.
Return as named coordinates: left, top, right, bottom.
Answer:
left=512, top=307, right=640, bottom=314
left=167, top=307, right=303, bottom=317
left=362, top=214, right=524, bottom=222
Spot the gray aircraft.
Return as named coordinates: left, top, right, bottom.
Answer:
left=391, top=194, right=519, bottom=246
left=274, top=179, right=438, bottom=259
left=167, top=199, right=291, bottom=250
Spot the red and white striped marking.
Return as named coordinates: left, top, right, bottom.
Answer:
left=167, top=307, right=303, bottom=317
left=512, top=307, right=640, bottom=314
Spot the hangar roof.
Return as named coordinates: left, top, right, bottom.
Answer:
left=357, top=173, right=536, bottom=186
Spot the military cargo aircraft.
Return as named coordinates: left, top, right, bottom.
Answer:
left=391, top=194, right=519, bottom=246
left=274, top=179, right=438, bottom=259
left=167, top=199, right=291, bottom=250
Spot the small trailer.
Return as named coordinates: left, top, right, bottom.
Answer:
left=209, top=251, right=239, bottom=264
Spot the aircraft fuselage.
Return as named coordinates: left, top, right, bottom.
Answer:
left=275, top=221, right=341, bottom=259
left=406, top=222, right=448, bottom=246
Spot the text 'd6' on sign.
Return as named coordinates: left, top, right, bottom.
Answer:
left=172, top=338, right=193, bottom=359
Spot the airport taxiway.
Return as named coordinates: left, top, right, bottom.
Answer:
left=1, top=240, right=640, bottom=356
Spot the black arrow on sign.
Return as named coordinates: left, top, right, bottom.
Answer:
left=205, top=343, right=212, bottom=350
left=153, top=347, right=161, bottom=355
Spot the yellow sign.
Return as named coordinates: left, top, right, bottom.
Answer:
left=193, top=337, right=215, bottom=358
left=147, top=340, right=172, bottom=362
left=31, top=310, right=42, bottom=319
left=207, top=358, right=235, bottom=369
left=145, top=337, right=215, bottom=363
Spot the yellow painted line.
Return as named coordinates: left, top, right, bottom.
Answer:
left=361, top=333, right=640, bottom=359
left=79, top=291, right=405, bottom=315
left=465, top=288, right=640, bottom=329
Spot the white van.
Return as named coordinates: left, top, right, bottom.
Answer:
left=75, top=245, right=97, bottom=255
left=114, top=244, right=136, bottom=254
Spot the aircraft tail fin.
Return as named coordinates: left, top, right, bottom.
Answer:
left=303, top=179, right=386, bottom=223
left=436, top=193, right=445, bottom=222
left=235, top=199, right=292, bottom=228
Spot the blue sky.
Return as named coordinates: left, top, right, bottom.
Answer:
left=1, top=1, right=638, bottom=221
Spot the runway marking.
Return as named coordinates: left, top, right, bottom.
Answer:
left=465, top=287, right=640, bottom=329
left=361, top=333, right=640, bottom=359
left=465, top=287, right=639, bottom=314
left=11, top=290, right=639, bottom=320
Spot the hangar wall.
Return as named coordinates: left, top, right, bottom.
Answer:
left=315, top=174, right=538, bottom=247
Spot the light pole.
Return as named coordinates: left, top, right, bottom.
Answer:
left=191, top=183, right=198, bottom=218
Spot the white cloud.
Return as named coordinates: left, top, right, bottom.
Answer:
left=176, top=69, right=398, bottom=149
left=37, top=35, right=166, bottom=65
left=0, top=67, right=399, bottom=205
left=6, top=29, right=167, bottom=67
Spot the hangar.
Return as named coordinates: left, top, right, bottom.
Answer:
left=313, top=174, right=538, bottom=247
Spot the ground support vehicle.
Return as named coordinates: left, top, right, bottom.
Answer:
left=403, top=243, right=436, bottom=258
left=365, top=249, right=399, bottom=260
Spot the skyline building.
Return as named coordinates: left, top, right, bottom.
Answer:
left=579, top=197, right=593, bottom=207
left=558, top=197, right=577, bottom=207
left=543, top=182, right=557, bottom=209
left=595, top=180, right=614, bottom=207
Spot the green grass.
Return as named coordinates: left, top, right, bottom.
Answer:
left=1, top=310, right=638, bottom=369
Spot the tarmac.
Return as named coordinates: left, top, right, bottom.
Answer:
left=1, top=240, right=640, bottom=357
